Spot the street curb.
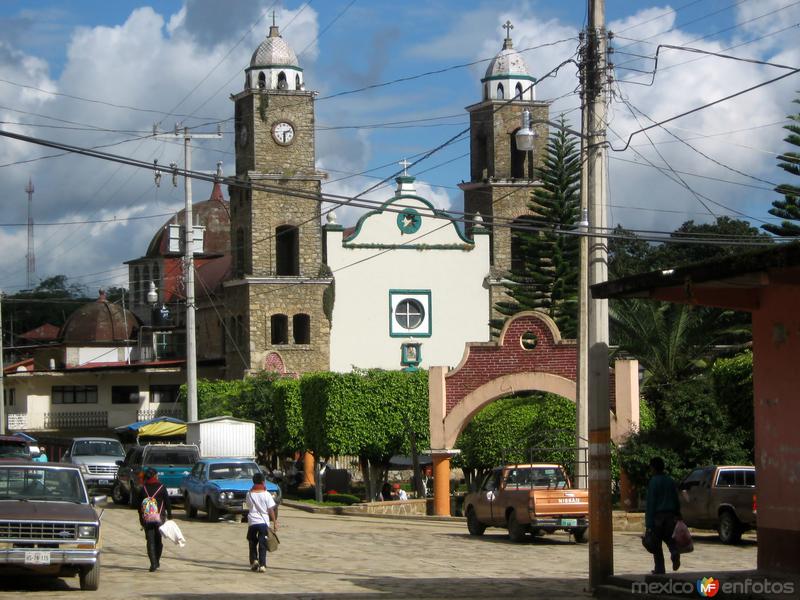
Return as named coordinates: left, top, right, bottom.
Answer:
left=281, top=499, right=463, bottom=522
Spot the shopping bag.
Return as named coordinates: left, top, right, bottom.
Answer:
left=159, top=519, right=187, bottom=548
left=266, top=526, right=280, bottom=552
left=672, top=520, right=694, bottom=554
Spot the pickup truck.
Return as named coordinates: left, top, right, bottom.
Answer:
left=63, top=437, right=125, bottom=492
left=111, top=444, right=199, bottom=506
left=181, top=458, right=282, bottom=521
left=679, top=465, right=756, bottom=544
left=0, top=461, right=104, bottom=591
left=463, top=464, right=589, bottom=542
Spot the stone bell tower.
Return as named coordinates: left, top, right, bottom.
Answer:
left=226, top=19, right=331, bottom=377
left=460, top=22, right=551, bottom=321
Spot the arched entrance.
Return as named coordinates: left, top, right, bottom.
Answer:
left=428, top=311, right=639, bottom=515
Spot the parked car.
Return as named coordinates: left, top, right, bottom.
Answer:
left=181, top=458, right=282, bottom=521
left=0, top=461, right=105, bottom=590
left=0, top=435, right=31, bottom=460
left=63, top=437, right=125, bottom=491
left=112, top=444, right=199, bottom=506
left=463, top=464, right=589, bottom=542
left=679, top=465, right=757, bottom=544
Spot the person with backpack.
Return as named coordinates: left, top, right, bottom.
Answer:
left=137, top=468, right=172, bottom=572
left=245, top=472, right=277, bottom=573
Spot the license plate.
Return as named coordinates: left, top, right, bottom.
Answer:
left=242, top=502, right=248, bottom=510
left=25, top=551, right=50, bottom=565
left=560, top=518, right=578, bottom=527
left=167, top=487, right=179, bottom=496
left=98, top=479, right=109, bottom=485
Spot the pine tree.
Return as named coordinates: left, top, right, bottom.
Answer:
left=763, top=95, right=800, bottom=236
left=494, top=117, right=582, bottom=337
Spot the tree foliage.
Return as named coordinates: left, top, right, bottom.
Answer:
left=711, top=351, right=754, bottom=456
left=495, top=117, right=581, bottom=338
left=763, top=94, right=800, bottom=236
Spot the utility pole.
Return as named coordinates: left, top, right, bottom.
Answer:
left=0, top=291, right=5, bottom=434
left=584, top=0, right=613, bottom=587
left=25, top=178, right=35, bottom=289
left=154, top=125, right=222, bottom=423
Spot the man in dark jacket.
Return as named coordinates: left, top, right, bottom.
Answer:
left=645, top=456, right=681, bottom=574
left=137, top=468, right=172, bottom=572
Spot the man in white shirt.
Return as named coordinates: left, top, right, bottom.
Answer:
left=245, top=472, right=277, bottom=573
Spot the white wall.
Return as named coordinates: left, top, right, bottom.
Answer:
left=326, top=189, right=490, bottom=372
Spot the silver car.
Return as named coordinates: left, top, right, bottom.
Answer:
left=64, top=438, right=125, bottom=491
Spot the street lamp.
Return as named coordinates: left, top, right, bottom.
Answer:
left=146, top=281, right=158, bottom=306
left=515, top=109, right=537, bottom=152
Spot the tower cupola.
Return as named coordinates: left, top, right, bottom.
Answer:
left=245, top=16, right=304, bottom=92
left=481, top=21, right=535, bottom=102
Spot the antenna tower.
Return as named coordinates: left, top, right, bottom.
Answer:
left=25, top=178, right=35, bottom=288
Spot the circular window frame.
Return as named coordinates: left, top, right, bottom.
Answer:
left=521, top=331, right=538, bottom=350
left=395, top=298, right=425, bottom=330
left=397, top=208, right=422, bottom=234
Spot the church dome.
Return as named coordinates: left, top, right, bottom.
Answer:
left=481, top=23, right=536, bottom=102
left=61, top=290, right=139, bottom=344
left=250, top=25, right=298, bottom=68
left=484, top=43, right=530, bottom=80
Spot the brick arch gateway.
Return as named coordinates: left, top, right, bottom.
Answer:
left=427, top=311, right=639, bottom=516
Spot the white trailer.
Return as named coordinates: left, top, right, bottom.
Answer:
left=186, top=416, right=256, bottom=459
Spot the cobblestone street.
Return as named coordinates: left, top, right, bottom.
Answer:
left=0, top=504, right=757, bottom=599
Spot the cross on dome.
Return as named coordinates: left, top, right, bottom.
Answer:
left=399, top=158, right=411, bottom=176
left=503, top=20, right=514, bottom=48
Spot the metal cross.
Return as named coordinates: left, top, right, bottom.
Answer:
left=399, top=158, right=411, bottom=176
left=503, top=20, right=514, bottom=39
left=271, top=11, right=277, bottom=27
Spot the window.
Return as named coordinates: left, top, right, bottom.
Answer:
left=236, top=227, right=246, bottom=277
left=143, top=447, right=199, bottom=466
left=484, top=83, right=489, bottom=100
left=142, top=264, right=151, bottom=304
left=72, top=440, right=124, bottom=457
left=258, top=72, right=266, bottom=89
left=510, top=130, right=526, bottom=178
left=395, top=300, right=424, bottom=329
left=482, top=470, right=502, bottom=491
left=745, top=470, right=755, bottom=487
left=497, top=83, right=504, bottom=99
left=277, top=71, right=287, bottom=89
left=168, top=224, right=181, bottom=253
left=295, top=74, right=301, bottom=89
left=515, top=82, right=523, bottom=99
left=111, top=386, right=140, bottom=405
left=275, top=225, right=299, bottom=276
left=150, top=385, right=179, bottom=404
left=271, top=314, right=288, bottom=344
left=132, top=266, right=141, bottom=306
left=293, top=314, right=310, bottom=344
left=3, top=388, right=15, bottom=407
left=389, top=290, right=431, bottom=337
left=52, top=386, right=98, bottom=405
left=152, top=263, right=160, bottom=289
left=716, top=469, right=754, bottom=487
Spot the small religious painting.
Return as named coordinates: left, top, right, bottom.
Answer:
left=401, top=343, right=421, bottom=367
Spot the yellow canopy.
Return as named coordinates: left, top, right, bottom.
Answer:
left=138, top=420, right=187, bottom=438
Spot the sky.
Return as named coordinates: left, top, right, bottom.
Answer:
left=0, top=0, right=798, bottom=295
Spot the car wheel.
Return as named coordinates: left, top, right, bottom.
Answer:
left=79, top=559, right=100, bottom=591
left=111, top=482, right=128, bottom=506
left=466, top=507, right=486, bottom=536
left=573, top=527, right=589, bottom=543
left=718, top=510, right=742, bottom=544
left=507, top=510, right=528, bottom=543
left=185, top=493, right=197, bottom=518
left=206, top=498, right=220, bottom=522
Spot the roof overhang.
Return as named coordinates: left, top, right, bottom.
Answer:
left=591, top=242, right=800, bottom=312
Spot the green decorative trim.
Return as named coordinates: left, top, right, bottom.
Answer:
left=389, top=289, right=432, bottom=338
left=397, top=207, right=422, bottom=234
left=246, top=65, right=304, bottom=72
left=323, top=224, right=344, bottom=231
left=343, top=194, right=472, bottom=244
left=481, top=74, right=537, bottom=82
left=343, top=242, right=473, bottom=251
left=396, top=175, right=415, bottom=184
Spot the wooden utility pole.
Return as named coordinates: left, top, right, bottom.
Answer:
left=584, top=0, right=614, bottom=587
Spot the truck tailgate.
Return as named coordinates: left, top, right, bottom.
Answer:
left=532, top=489, right=589, bottom=517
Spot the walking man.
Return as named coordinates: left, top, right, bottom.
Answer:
left=137, top=467, right=171, bottom=572
left=246, top=472, right=277, bottom=573
left=645, top=456, right=681, bottom=574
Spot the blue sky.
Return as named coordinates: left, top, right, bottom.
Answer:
left=0, top=0, right=798, bottom=293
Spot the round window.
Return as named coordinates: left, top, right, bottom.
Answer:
left=395, top=299, right=425, bottom=330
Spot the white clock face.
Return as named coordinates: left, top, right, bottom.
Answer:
left=272, top=121, right=295, bottom=145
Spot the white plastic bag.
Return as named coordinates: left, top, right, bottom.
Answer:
left=672, top=520, right=694, bottom=554
left=159, top=519, right=186, bottom=548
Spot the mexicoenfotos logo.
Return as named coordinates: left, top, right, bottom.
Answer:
left=697, top=577, right=720, bottom=597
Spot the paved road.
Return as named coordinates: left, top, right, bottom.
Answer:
left=0, top=503, right=757, bottom=599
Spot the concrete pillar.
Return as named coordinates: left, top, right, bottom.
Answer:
left=432, top=454, right=451, bottom=516
left=612, top=359, right=639, bottom=444
left=302, top=451, right=315, bottom=487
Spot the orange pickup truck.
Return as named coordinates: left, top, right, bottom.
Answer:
left=463, top=464, right=589, bottom=542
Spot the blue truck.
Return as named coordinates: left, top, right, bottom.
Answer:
left=180, top=458, right=281, bottom=521
left=112, top=444, right=199, bottom=505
